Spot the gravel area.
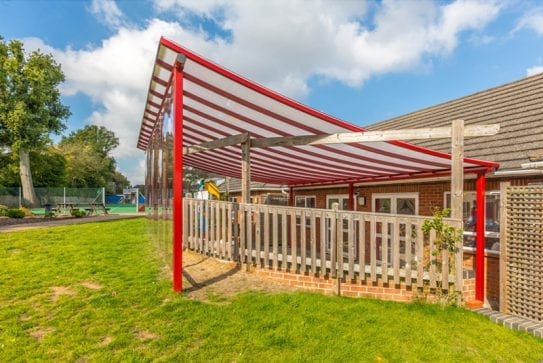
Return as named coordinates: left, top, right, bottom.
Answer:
left=181, top=250, right=299, bottom=302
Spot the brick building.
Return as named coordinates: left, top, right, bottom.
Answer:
left=221, top=73, right=543, bottom=308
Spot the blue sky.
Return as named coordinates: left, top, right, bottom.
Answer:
left=1, top=0, right=542, bottom=185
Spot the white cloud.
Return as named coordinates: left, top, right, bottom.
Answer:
left=527, top=65, right=543, bottom=76
left=515, top=9, right=543, bottom=35
left=24, top=0, right=502, bottom=185
left=89, top=0, right=126, bottom=29
left=154, top=0, right=501, bottom=94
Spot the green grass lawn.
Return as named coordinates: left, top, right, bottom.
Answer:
left=1, top=218, right=542, bottom=362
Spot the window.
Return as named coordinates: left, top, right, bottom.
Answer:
left=295, top=196, right=316, bottom=208
left=372, top=193, right=418, bottom=215
left=326, top=195, right=349, bottom=210
left=444, top=191, right=500, bottom=252
left=295, top=196, right=316, bottom=226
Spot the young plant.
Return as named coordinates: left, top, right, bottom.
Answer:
left=422, top=207, right=463, bottom=304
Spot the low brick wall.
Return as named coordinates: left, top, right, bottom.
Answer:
left=253, top=268, right=458, bottom=303
left=463, top=249, right=500, bottom=308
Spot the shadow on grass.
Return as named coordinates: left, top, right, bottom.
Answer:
left=182, top=265, right=241, bottom=293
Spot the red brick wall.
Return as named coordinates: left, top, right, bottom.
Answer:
left=463, top=250, right=500, bottom=307
left=253, top=268, right=414, bottom=302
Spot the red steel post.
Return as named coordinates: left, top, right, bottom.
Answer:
left=172, top=57, right=184, bottom=292
left=475, top=172, right=486, bottom=301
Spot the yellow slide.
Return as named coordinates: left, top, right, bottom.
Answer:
left=204, top=181, right=220, bottom=200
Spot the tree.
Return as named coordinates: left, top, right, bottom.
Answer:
left=63, top=125, right=119, bottom=157
left=58, top=125, right=129, bottom=192
left=0, top=37, right=70, bottom=206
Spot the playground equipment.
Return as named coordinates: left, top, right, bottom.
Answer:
left=195, top=180, right=221, bottom=200
left=205, top=181, right=220, bottom=199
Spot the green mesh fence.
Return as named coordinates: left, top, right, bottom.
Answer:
left=0, top=187, right=20, bottom=208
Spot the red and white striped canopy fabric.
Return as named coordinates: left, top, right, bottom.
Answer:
left=137, top=37, right=498, bottom=186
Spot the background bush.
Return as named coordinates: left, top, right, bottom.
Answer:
left=7, top=209, right=25, bottom=218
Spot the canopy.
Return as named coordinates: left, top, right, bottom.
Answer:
left=137, top=37, right=498, bottom=186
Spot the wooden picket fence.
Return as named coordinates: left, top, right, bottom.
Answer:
left=183, top=199, right=463, bottom=291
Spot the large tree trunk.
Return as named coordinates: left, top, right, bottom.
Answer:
left=19, top=149, right=38, bottom=207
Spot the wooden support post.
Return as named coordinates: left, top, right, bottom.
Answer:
left=241, top=140, right=251, bottom=204
left=451, top=119, right=464, bottom=300
left=289, top=186, right=294, bottom=207
left=475, top=173, right=486, bottom=302
left=348, top=183, right=354, bottom=211
left=499, top=181, right=510, bottom=313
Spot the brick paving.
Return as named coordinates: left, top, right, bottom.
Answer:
left=472, top=308, right=543, bottom=339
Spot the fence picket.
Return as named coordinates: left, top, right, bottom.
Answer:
left=416, top=221, right=424, bottom=288
left=320, top=211, right=327, bottom=276
left=429, top=228, right=436, bottom=289
left=264, top=208, right=270, bottom=268
left=348, top=213, right=355, bottom=280
left=358, top=215, right=366, bottom=283
left=310, top=211, right=317, bottom=274
left=227, top=203, right=233, bottom=260
left=300, top=209, right=307, bottom=273
left=290, top=210, right=297, bottom=273
left=255, top=206, right=261, bottom=267
left=246, top=205, right=253, bottom=267
left=370, top=216, right=377, bottom=282
left=393, top=219, right=400, bottom=285
left=281, top=210, right=288, bottom=271
left=405, top=223, right=413, bottom=287
left=240, top=205, right=246, bottom=265
left=272, top=209, right=279, bottom=269
left=382, top=221, right=389, bottom=284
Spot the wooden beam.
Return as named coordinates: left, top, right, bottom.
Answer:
left=451, top=119, right=464, bottom=300
left=183, top=124, right=498, bottom=154
left=249, top=124, right=499, bottom=148
left=241, top=139, right=251, bottom=204
left=183, top=133, right=249, bottom=155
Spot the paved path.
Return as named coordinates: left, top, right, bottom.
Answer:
left=472, top=308, right=543, bottom=339
left=0, top=214, right=143, bottom=233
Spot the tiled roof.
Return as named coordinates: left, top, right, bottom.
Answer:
left=367, top=73, right=543, bottom=171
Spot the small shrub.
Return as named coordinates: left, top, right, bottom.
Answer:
left=44, top=211, right=56, bottom=219
left=7, top=209, right=25, bottom=219
left=19, top=207, right=33, bottom=217
left=71, top=209, right=86, bottom=218
left=0, top=205, right=8, bottom=216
